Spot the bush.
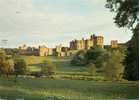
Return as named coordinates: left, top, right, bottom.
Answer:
left=102, top=50, right=125, bottom=81
left=41, top=60, right=56, bottom=76
left=71, top=50, right=87, bottom=66
left=87, top=63, right=96, bottom=76
left=0, top=50, right=14, bottom=78
left=14, top=58, right=27, bottom=82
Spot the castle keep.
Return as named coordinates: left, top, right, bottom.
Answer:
left=70, top=35, right=104, bottom=50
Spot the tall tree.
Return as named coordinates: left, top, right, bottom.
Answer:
left=106, top=0, right=139, bottom=80
left=14, top=58, right=27, bottom=82
left=0, top=50, right=14, bottom=78
left=102, top=50, right=125, bottom=81
left=0, top=49, right=6, bottom=76
left=41, top=60, right=56, bottom=76
left=85, top=46, right=106, bottom=68
left=106, top=0, right=139, bottom=29
left=124, top=24, right=139, bottom=80
left=71, top=50, right=87, bottom=66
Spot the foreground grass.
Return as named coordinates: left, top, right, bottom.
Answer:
left=0, top=77, right=139, bottom=100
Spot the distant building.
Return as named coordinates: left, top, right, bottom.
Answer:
left=111, top=40, right=118, bottom=48
left=17, top=34, right=122, bottom=57
left=39, top=46, right=53, bottom=56
left=85, top=39, right=93, bottom=49
left=55, top=44, right=66, bottom=57
left=92, top=35, right=104, bottom=48
left=70, top=34, right=104, bottom=50
left=56, top=44, right=62, bottom=53
left=19, top=45, right=39, bottom=56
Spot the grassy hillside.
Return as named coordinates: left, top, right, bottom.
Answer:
left=0, top=77, right=139, bottom=100
left=17, top=55, right=87, bottom=74
left=0, top=55, right=139, bottom=100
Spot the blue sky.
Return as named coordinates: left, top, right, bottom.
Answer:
left=0, top=0, right=132, bottom=48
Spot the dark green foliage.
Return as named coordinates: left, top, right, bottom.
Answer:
left=46, top=60, right=56, bottom=76
left=87, top=63, right=96, bottom=76
left=0, top=50, right=6, bottom=75
left=85, top=47, right=106, bottom=68
left=14, top=59, right=27, bottom=76
left=71, top=46, right=125, bottom=80
left=106, top=0, right=139, bottom=80
left=106, top=0, right=139, bottom=29
left=124, top=25, right=139, bottom=80
left=5, top=48, right=19, bottom=56
left=71, top=50, right=87, bottom=66
left=102, top=50, right=125, bottom=80
left=0, top=49, right=14, bottom=78
left=41, top=60, right=56, bottom=76
left=14, top=58, right=27, bottom=82
left=86, top=47, right=125, bottom=80
left=40, top=60, right=48, bottom=75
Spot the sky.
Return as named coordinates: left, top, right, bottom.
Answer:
left=0, top=0, right=132, bottom=48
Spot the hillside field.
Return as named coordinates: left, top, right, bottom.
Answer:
left=18, top=55, right=88, bottom=74
left=0, top=56, right=139, bottom=100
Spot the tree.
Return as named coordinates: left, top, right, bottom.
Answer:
left=0, top=50, right=14, bottom=78
left=0, top=49, right=6, bottom=76
left=85, top=46, right=106, bottom=68
left=87, top=63, right=96, bottom=76
left=14, top=59, right=27, bottom=82
left=106, top=0, right=139, bottom=80
left=106, top=0, right=139, bottom=29
left=41, top=60, right=56, bottom=76
left=124, top=25, right=139, bottom=80
left=40, top=60, right=48, bottom=76
left=4, top=57, right=14, bottom=78
left=5, top=48, right=19, bottom=56
left=71, top=50, right=87, bottom=66
left=102, top=50, right=125, bottom=81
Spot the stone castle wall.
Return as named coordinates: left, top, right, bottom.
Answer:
left=70, top=35, right=104, bottom=50
left=18, top=35, right=119, bottom=57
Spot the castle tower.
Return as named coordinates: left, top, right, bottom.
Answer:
left=90, top=35, right=104, bottom=48
left=111, top=40, right=118, bottom=48
left=85, top=39, right=93, bottom=49
left=39, top=46, right=49, bottom=56
left=74, top=39, right=85, bottom=50
left=56, top=44, right=62, bottom=52
left=95, top=36, right=104, bottom=48
left=70, top=40, right=75, bottom=50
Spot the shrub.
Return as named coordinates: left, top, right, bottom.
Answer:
left=71, top=50, right=87, bottom=66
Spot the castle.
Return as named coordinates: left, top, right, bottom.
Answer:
left=18, top=34, right=119, bottom=57
left=70, top=35, right=104, bottom=50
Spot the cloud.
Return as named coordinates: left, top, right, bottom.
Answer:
left=0, top=0, right=132, bottom=48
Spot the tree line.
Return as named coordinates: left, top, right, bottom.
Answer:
left=106, top=0, right=139, bottom=80
left=71, top=46, right=126, bottom=81
left=0, top=49, right=56, bottom=82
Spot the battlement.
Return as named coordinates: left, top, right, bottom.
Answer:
left=18, top=34, right=119, bottom=57
left=70, top=35, right=104, bottom=50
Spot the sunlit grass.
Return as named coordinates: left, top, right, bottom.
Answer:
left=0, top=77, right=139, bottom=100
left=1, top=55, right=138, bottom=100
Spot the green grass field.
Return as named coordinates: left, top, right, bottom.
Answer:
left=0, top=56, right=139, bottom=100
left=0, top=77, right=139, bottom=100
left=19, top=55, right=88, bottom=74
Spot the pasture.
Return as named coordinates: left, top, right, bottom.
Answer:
left=0, top=77, right=139, bottom=100
left=18, top=55, right=88, bottom=74
left=0, top=56, right=139, bottom=100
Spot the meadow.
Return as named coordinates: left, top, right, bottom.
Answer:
left=0, top=77, right=139, bottom=100
left=0, top=56, right=139, bottom=100
left=19, top=55, right=88, bottom=75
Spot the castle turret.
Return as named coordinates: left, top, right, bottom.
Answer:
left=111, top=40, right=118, bottom=48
